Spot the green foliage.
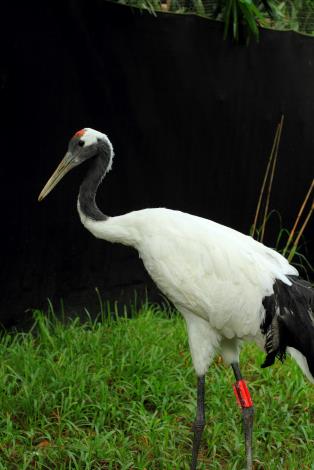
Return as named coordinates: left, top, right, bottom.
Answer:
left=267, top=0, right=314, bottom=34
left=217, top=0, right=269, bottom=41
left=0, top=307, right=313, bottom=468
left=113, top=0, right=314, bottom=40
left=117, top=0, right=161, bottom=14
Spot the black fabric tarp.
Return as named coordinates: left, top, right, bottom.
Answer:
left=1, top=1, right=313, bottom=326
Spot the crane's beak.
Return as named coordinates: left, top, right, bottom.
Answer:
left=38, top=152, right=76, bottom=201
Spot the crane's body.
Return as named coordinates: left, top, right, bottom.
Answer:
left=79, top=205, right=314, bottom=380
left=39, top=128, right=314, bottom=470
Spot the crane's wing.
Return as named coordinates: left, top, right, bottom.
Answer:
left=135, top=209, right=297, bottom=339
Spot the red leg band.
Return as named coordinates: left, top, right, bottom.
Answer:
left=233, top=379, right=253, bottom=409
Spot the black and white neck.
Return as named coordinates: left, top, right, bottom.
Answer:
left=77, top=130, right=114, bottom=222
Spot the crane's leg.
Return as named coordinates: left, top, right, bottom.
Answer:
left=190, top=375, right=205, bottom=470
left=231, top=363, right=254, bottom=470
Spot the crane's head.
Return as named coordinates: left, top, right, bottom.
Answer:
left=38, top=128, right=114, bottom=201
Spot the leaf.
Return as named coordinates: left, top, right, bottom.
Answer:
left=224, top=0, right=234, bottom=39
left=239, top=3, right=259, bottom=36
left=233, top=0, right=239, bottom=40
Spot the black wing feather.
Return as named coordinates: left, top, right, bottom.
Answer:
left=261, top=275, right=314, bottom=376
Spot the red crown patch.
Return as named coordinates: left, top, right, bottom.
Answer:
left=74, top=129, right=86, bottom=138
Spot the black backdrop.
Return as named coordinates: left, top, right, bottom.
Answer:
left=1, top=1, right=313, bottom=326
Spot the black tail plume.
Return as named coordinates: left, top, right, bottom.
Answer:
left=261, top=275, right=314, bottom=380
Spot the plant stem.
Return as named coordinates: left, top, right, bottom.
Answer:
left=251, top=120, right=281, bottom=239
left=260, top=115, right=284, bottom=243
left=283, top=178, right=314, bottom=257
left=287, top=199, right=314, bottom=264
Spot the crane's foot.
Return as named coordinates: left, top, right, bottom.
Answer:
left=190, top=375, right=205, bottom=470
left=231, top=363, right=254, bottom=470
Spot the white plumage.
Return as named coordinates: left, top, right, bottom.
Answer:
left=78, top=205, right=298, bottom=375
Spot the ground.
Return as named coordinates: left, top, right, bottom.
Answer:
left=0, top=305, right=313, bottom=469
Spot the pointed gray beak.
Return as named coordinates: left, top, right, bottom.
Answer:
left=38, top=152, right=76, bottom=201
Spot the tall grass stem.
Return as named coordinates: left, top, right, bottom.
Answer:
left=251, top=116, right=282, bottom=239
left=283, top=179, right=314, bottom=257
left=287, top=199, right=314, bottom=264
left=260, top=115, right=284, bottom=242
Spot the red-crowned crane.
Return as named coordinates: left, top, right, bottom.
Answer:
left=38, top=128, right=314, bottom=470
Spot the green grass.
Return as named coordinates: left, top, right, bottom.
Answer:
left=0, top=306, right=313, bottom=469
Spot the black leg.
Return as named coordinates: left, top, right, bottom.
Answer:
left=231, top=363, right=254, bottom=470
left=190, top=375, right=205, bottom=470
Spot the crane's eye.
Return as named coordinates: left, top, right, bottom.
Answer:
left=78, top=140, right=85, bottom=147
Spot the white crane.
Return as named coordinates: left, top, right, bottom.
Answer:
left=38, top=128, right=314, bottom=470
